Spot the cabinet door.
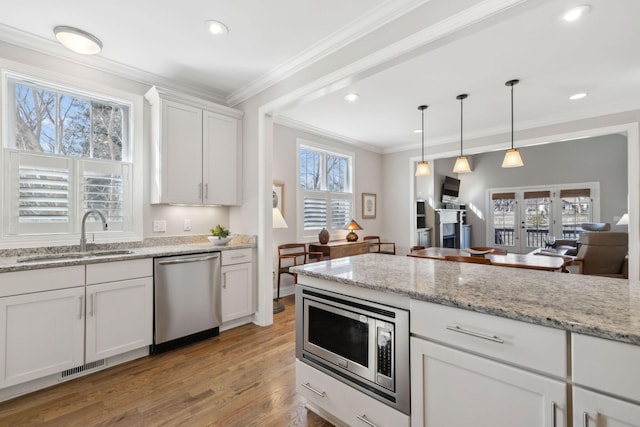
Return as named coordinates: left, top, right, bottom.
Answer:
left=0, top=287, right=85, bottom=387
left=573, top=387, right=640, bottom=427
left=85, top=277, right=153, bottom=363
left=202, top=110, right=240, bottom=205
left=411, top=337, right=567, bottom=427
left=221, top=263, right=253, bottom=322
left=162, top=99, right=203, bottom=204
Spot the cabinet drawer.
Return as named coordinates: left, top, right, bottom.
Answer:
left=0, top=266, right=85, bottom=297
left=221, top=249, right=252, bottom=266
left=411, top=300, right=567, bottom=377
left=572, top=333, right=640, bottom=403
left=296, top=360, right=409, bottom=427
left=86, top=259, right=152, bottom=284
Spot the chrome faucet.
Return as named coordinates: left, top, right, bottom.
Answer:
left=80, top=210, right=108, bottom=252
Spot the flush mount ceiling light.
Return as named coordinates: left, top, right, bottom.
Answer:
left=206, top=20, right=229, bottom=35
left=453, top=94, right=472, bottom=174
left=569, top=92, right=588, bottom=100
left=53, top=26, right=102, bottom=55
left=415, top=105, right=431, bottom=176
left=344, top=93, right=360, bottom=103
left=502, top=79, right=524, bottom=168
left=561, top=5, right=591, bottom=22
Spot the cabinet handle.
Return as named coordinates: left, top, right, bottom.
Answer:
left=356, top=414, right=379, bottom=427
left=78, top=295, right=84, bottom=319
left=301, top=382, right=326, bottom=398
left=445, top=325, right=504, bottom=344
left=204, top=183, right=208, bottom=200
left=582, top=411, right=589, bottom=427
left=551, top=401, right=557, bottom=427
left=230, top=255, right=246, bottom=259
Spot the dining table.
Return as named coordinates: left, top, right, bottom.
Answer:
left=407, top=247, right=566, bottom=272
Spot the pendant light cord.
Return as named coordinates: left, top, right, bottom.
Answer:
left=421, top=108, right=425, bottom=161
left=510, top=83, right=514, bottom=150
left=460, top=97, right=464, bottom=156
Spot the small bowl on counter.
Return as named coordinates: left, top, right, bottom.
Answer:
left=208, top=236, right=232, bottom=246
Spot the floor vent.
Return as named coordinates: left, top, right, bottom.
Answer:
left=60, top=359, right=105, bottom=379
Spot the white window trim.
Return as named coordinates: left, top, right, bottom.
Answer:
left=0, top=63, right=143, bottom=249
left=486, top=181, right=600, bottom=252
left=296, top=138, right=355, bottom=242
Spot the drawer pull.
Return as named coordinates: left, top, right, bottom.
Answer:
left=551, top=401, right=557, bottom=427
left=301, top=382, right=326, bottom=398
left=230, top=255, right=246, bottom=259
left=356, top=414, right=379, bottom=427
left=446, top=325, right=504, bottom=344
left=582, top=411, right=589, bottom=427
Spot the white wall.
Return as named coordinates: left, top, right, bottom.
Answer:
left=272, top=123, right=383, bottom=295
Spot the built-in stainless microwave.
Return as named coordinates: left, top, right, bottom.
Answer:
left=295, top=285, right=410, bottom=415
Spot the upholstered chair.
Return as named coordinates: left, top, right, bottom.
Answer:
left=574, top=232, right=628, bottom=278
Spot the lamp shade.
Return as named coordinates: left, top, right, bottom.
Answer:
left=453, top=156, right=471, bottom=173
left=272, top=207, right=288, bottom=228
left=501, top=148, right=524, bottom=168
left=344, top=219, right=363, bottom=242
left=415, top=160, right=431, bottom=176
left=617, top=213, right=629, bottom=226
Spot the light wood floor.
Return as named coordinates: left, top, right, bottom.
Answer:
left=0, top=295, right=333, bottom=426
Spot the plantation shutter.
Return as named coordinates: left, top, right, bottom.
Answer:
left=303, top=196, right=327, bottom=230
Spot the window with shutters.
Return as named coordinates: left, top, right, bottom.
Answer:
left=2, top=72, right=135, bottom=242
left=298, top=142, right=353, bottom=240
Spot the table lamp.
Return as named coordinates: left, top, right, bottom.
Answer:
left=344, top=219, right=363, bottom=242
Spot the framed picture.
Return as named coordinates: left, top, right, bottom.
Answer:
left=273, top=181, right=285, bottom=213
left=362, top=193, right=376, bottom=219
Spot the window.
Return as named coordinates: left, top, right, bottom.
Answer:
left=559, top=188, right=592, bottom=238
left=298, top=143, right=353, bottom=239
left=3, top=73, right=134, bottom=241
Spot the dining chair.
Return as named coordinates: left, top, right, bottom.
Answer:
left=277, top=244, right=324, bottom=298
left=469, top=246, right=507, bottom=255
left=444, top=255, right=492, bottom=265
left=363, top=236, right=396, bottom=255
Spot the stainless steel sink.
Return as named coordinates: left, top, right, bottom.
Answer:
left=17, top=249, right=134, bottom=263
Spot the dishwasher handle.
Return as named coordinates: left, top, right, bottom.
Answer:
left=157, top=254, right=219, bottom=265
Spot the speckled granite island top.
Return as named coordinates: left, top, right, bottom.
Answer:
left=0, top=242, right=255, bottom=273
left=290, top=253, right=640, bottom=346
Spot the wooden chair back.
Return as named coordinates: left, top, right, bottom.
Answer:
left=445, top=255, right=491, bottom=264
left=276, top=244, right=324, bottom=299
left=363, top=235, right=396, bottom=255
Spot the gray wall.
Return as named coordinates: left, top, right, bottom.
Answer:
left=448, top=134, right=628, bottom=246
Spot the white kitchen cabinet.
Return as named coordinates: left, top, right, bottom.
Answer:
left=221, top=249, right=254, bottom=323
left=573, top=387, right=640, bottom=427
left=145, top=86, right=243, bottom=206
left=297, top=360, right=410, bottom=427
left=0, top=286, right=85, bottom=388
left=85, top=277, right=153, bottom=362
left=410, top=337, right=567, bottom=427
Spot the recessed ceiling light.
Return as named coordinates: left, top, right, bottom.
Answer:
left=53, top=26, right=102, bottom=55
left=569, top=92, right=587, bottom=100
left=561, top=5, right=591, bottom=22
left=344, top=93, right=360, bottom=103
left=206, top=20, right=229, bottom=35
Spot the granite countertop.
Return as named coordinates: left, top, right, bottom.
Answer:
left=290, top=253, right=640, bottom=346
left=0, top=242, right=255, bottom=273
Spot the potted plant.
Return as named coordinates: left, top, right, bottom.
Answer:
left=208, top=225, right=232, bottom=245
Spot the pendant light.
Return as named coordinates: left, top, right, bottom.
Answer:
left=502, top=79, right=524, bottom=168
left=415, top=105, right=431, bottom=176
left=453, top=94, right=471, bottom=173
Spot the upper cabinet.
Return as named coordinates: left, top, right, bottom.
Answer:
left=145, top=87, right=244, bottom=205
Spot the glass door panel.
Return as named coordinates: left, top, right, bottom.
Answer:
left=492, top=196, right=517, bottom=250
left=521, top=195, right=552, bottom=252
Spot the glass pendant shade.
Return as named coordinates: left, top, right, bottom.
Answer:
left=502, top=79, right=524, bottom=168
left=502, top=148, right=524, bottom=168
left=415, top=160, right=431, bottom=176
left=415, top=105, right=431, bottom=176
left=453, top=156, right=472, bottom=173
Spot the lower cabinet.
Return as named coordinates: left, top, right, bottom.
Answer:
left=296, top=360, right=410, bottom=427
left=410, top=337, right=567, bottom=427
left=85, top=277, right=153, bottom=363
left=0, top=287, right=85, bottom=387
left=573, top=387, right=640, bottom=427
left=221, top=249, right=254, bottom=323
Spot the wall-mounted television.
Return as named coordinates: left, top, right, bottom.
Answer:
left=442, top=176, right=460, bottom=201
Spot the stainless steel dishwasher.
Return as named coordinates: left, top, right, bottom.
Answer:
left=152, top=252, right=221, bottom=354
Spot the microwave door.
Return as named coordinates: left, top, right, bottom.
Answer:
left=303, top=299, right=376, bottom=379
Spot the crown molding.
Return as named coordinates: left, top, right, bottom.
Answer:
left=274, top=115, right=383, bottom=154
left=227, top=0, right=430, bottom=106
left=0, top=24, right=229, bottom=105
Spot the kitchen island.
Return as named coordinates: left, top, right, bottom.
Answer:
left=291, top=253, right=640, bottom=427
